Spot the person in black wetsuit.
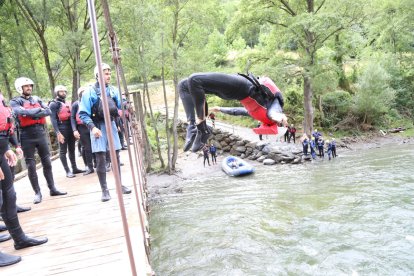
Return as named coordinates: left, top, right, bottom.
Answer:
left=0, top=91, right=48, bottom=267
left=178, top=72, right=288, bottom=152
left=202, top=144, right=210, bottom=167
left=71, top=87, right=94, bottom=175
left=49, top=85, right=84, bottom=178
left=10, top=77, right=66, bottom=204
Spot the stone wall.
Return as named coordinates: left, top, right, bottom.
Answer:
left=178, top=122, right=305, bottom=165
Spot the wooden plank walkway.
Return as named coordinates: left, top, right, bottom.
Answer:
left=0, top=148, right=152, bottom=276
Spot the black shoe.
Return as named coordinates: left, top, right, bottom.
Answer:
left=72, top=168, right=85, bottom=174
left=14, top=236, right=48, bottom=250
left=0, top=234, right=11, bottom=243
left=122, top=185, right=131, bottom=194
left=66, top=171, right=75, bottom=178
left=120, top=162, right=124, bottom=166
left=33, top=192, right=42, bottom=204
left=0, top=252, right=21, bottom=267
left=121, top=145, right=128, bottom=150
left=183, top=124, right=197, bottom=152
left=191, top=122, right=212, bottom=152
left=101, top=189, right=111, bottom=202
left=50, top=189, right=67, bottom=196
left=0, top=224, right=7, bottom=232
left=17, top=206, right=31, bottom=213
left=83, top=168, right=94, bottom=176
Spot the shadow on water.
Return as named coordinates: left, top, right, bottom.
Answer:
left=150, top=144, right=414, bottom=275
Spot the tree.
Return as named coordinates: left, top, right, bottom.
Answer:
left=229, top=0, right=365, bottom=136
left=15, top=0, right=56, bottom=97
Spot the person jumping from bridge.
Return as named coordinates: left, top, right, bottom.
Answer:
left=178, top=72, right=288, bottom=152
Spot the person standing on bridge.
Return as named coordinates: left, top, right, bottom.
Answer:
left=0, top=91, right=48, bottom=267
left=10, top=77, right=67, bottom=204
left=49, top=85, right=84, bottom=178
left=79, top=63, right=131, bottom=202
left=71, top=87, right=94, bottom=175
left=178, top=72, right=288, bottom=152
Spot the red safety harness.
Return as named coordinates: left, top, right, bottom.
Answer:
left=18, top=100, right=46, bottom=127
left=0, top=96, right=14, bottom=134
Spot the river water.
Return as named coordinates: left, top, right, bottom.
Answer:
left=150, top=143, right=414, bottom=275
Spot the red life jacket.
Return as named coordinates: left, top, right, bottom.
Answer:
left=75, top=112, right=82, bottom=125
left=240, top=96, right=275, bottom=125
left=0, top=96, right=14, bottom=134
left=57, top=101, right=71, bottom=121
left=18, top=100, right=46, bottom=127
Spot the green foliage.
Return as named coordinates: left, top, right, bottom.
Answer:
left=321, top=90, right=352, bottom=126
left=351, top=61, right=396, bottom=126
left=205, top=30, right=229, bottom=67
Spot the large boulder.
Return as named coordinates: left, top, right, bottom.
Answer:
left=263, top=159, right=276, bottom=165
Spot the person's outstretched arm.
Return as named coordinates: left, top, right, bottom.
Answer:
left=210, top=106, right=250, bottom=117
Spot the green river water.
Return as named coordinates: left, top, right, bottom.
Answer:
left=150, top=143, right=414, bottom=275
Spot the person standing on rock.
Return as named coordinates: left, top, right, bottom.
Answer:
left=178, top=72, right=288, bottom=152
left=284, top=125, right=291, bottom=143
left=288, top=124, right=297, bottom=143
left=302, top=136, right=309, bottom=156
left=79, top=63, right=131, bottom=202
left=10, top=77, right=67, bottom=204
left=49, top=85, right=85, bottom=178
left=331, top=138, right=337, bottom=158
left=209, top=144, right=217, bottom=164
left=309, top=137, right=317, bottom=159
left=317, top=137, right=325, bottom=158
left=202, top=144, right=210, bottom=167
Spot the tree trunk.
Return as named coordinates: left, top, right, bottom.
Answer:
left=0, top=36, right=12, bottom=98
left=134, top=91, right=151, bottom=171
left=303, top=74, right=314, bottom=137
left=171, top=48, right=179, bottom=171
left=39, top=35, right=55, bottom=97
left=170, top=5, right=180, bottom=171
left=161, top=34, right=172, bottom=174
left=13, top=11, right=39, bottom=87
left=334, top=34, right=351, bottom=92
left=143, top=78, right=165, bottom=168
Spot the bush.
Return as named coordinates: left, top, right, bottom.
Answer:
left=321, top=90, right=352, bottom=126
left=350, top=62, right=395, bottom=126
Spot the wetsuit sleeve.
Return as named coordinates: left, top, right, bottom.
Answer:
left=9, top=133, right=20, bottom=148
left=112, top=86, right=122, bottom=109
left=219, top=107, right=250, bottom=117
left=34, top=97, right=52, bottom=117
left=49, top=101, right=61, bottom=134
left=9, top=98, right=42, bottom=117
left=79, top=88, right=96, bottom=130
left=70, top=101, right=79, bottom=131
left=275, top=92, right=284, bottom=109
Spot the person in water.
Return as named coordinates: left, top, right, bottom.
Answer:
left=178, top=72, right=288, bottom=152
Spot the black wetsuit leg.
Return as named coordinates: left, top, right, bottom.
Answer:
left=0, top=138, right=25, bottom=242
left=178, top=79, right=196, bottom=125
left=78, top=125, right=93, bottom=170
left=58, top=122, right=72, bottom=172
left=182, top=73, right=253, bottom=122
left=20, top=126, right=43, bottom=194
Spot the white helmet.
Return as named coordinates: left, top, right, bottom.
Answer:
left=94, top=63, right=111, bottom=78
left=54, top=85, right=67, bottom=94
left=15, top=77, right=34, bottom=94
